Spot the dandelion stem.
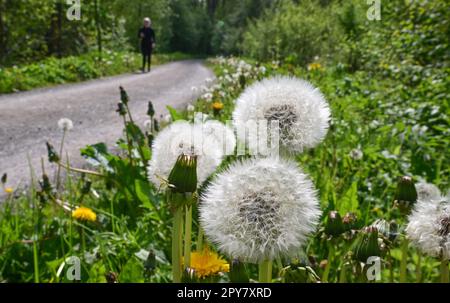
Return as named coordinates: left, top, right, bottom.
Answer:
left=416, top=254, right=422, bottom=283
left=32, top=239, right=40, bottom=283
left=322, top=243, right=334, bottom=282
left=57, top=162, right=106, bottom=178
left=172, top=204, right=184, bottom=283
left=339, top=262, right=347, bottom=283
left=184, top=205, right=193, bottom=270
left=441, top=259, right=449, bottom=283
left=197, top=226, right=204, bottom=251
left=400, top=237, right=409, bottom=283
left=56, top=129, right=66, bottom=191
left=259, top=259, right=272, bottom=283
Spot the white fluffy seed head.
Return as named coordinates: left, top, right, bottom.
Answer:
left=415, top=182, right=441, bottom=202
left=406, top=196, right=450, bottom=260
left=199, top=120, right=236, bottom=156
left=233, top=76, right=330, bottom=155
left=200, top=157, right=321, bottom=263
left=58, top=118, right=73, bottom=131
left=147, top=121, right=224, bottom=189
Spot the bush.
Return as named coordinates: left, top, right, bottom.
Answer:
left=242, top=0, right=344, bottom=66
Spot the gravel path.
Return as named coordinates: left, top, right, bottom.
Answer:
left=0, top=60, right=213, bottom=197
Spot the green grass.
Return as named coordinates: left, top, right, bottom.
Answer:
left=0, top=51, right=193, bottom=94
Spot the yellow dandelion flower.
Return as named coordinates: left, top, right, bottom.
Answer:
left=307, top=62, right=323, bottom=72
left=72, top=206, right=97, bottom=222
left=212, top=101, right=224, bottom=111
left=189, top=248, right=230, bottom=279
left=4, top=187, right=13, bottom=194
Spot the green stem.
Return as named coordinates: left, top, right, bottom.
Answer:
left=197, top=227, right=204, bottom=251
left=172, top=206, right=184, bottom=283
left=184, top=205, right=193, bottom=270
left=56, top=130, right=66, bottom=191
left=122, top=115, right=134, bottom=164
left=441, top=259, right=449, bottom=283
left=322, top=244, right=334, bottom=282
left=80, top=227, right=86, bottom=258
left=259, top=259, right=273, bottom=283
left=339, top=262, right=347, bottom=283
left=400, top=237, right=409, bottom=283
left=32, top=240, right=40, bottom=283
left=416, top=254, right=422, bottom=283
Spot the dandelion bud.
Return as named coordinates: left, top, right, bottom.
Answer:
left=105, top=271, right=118, bottom=283
left=116, top=102, right=127, bottom=116
left=81, top=180, right=92, bottom=195
left=394, top=176, right=418, bottom=215
left=352, top=227, right=381, bottom=263
left=153, top=118, right=160, bottom=132
left=342, top=212, right=357, bottom=231
left=1, top=173, right=6, bottom=184
left=46, top=142, right=60, bottom=163
left=39, top=173, right=52, bottom=194
left=147, top=101, right=155, bottom=118
left=229, top=259, right=249, bottom=283
left=324, top=211, right=345, bottom=236
left=168, top=154, right=198, bottom=194
left=119, top=86, right=129, bottom=105
left=144, top=249, right=156, bottom=275
left=280, top=261, right=320, bottom=283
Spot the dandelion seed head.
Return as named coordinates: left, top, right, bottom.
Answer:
left=200, top=120, right=236, bottom=156
left=200, top=157, right=321, bottom=263
left=148, top=121, right=224, bottom=189
left=233, top=76, right=330, bottom=154
left=58, top=118, right=73, bottom=131
left=415, top=182, right=441, bottom=202
left=406, top=196, right=450, bottom=260
left=349, top=148, right=363, bottom=160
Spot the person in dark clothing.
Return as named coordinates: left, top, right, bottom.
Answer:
left=138, top=17, right=156, bottom=73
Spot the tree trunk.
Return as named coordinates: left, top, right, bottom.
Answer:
left=0, top=0, right=5, bottom=64
left=94, top=0, right=102, bottom=59
left=57, top=0, right=63, bottom=58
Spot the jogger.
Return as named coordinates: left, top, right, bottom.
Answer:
left=138, top=17, right=156, bottom=72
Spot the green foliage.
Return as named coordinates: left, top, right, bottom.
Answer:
left=0, top=51, right=191, bottom=93
left=242, top=0, right=344, bottom=66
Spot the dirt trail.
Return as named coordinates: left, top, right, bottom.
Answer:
left=0, top=60, right=213, bottom=198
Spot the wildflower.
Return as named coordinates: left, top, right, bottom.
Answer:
left=188, top=248, right=230, bottom=279
left=4, top=187, right=13, bottom=194
left=307, top=62, right=323, bottom=72
left=72, top=206, right=97, bottom=222
left=200, top=157, right=321, bottom=263
left=147, top=121, right=224, bottom=189
left=57, top=118, right=73, bottom=131
left=186, top=104, right=195, bottom=112
left=233, top=76, right=330, bottom=155
left=349, top=148, right=363, bottom=160
left=406, top=196, right=450, bottom=260
left=212, top=101, right=224, bottom=116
